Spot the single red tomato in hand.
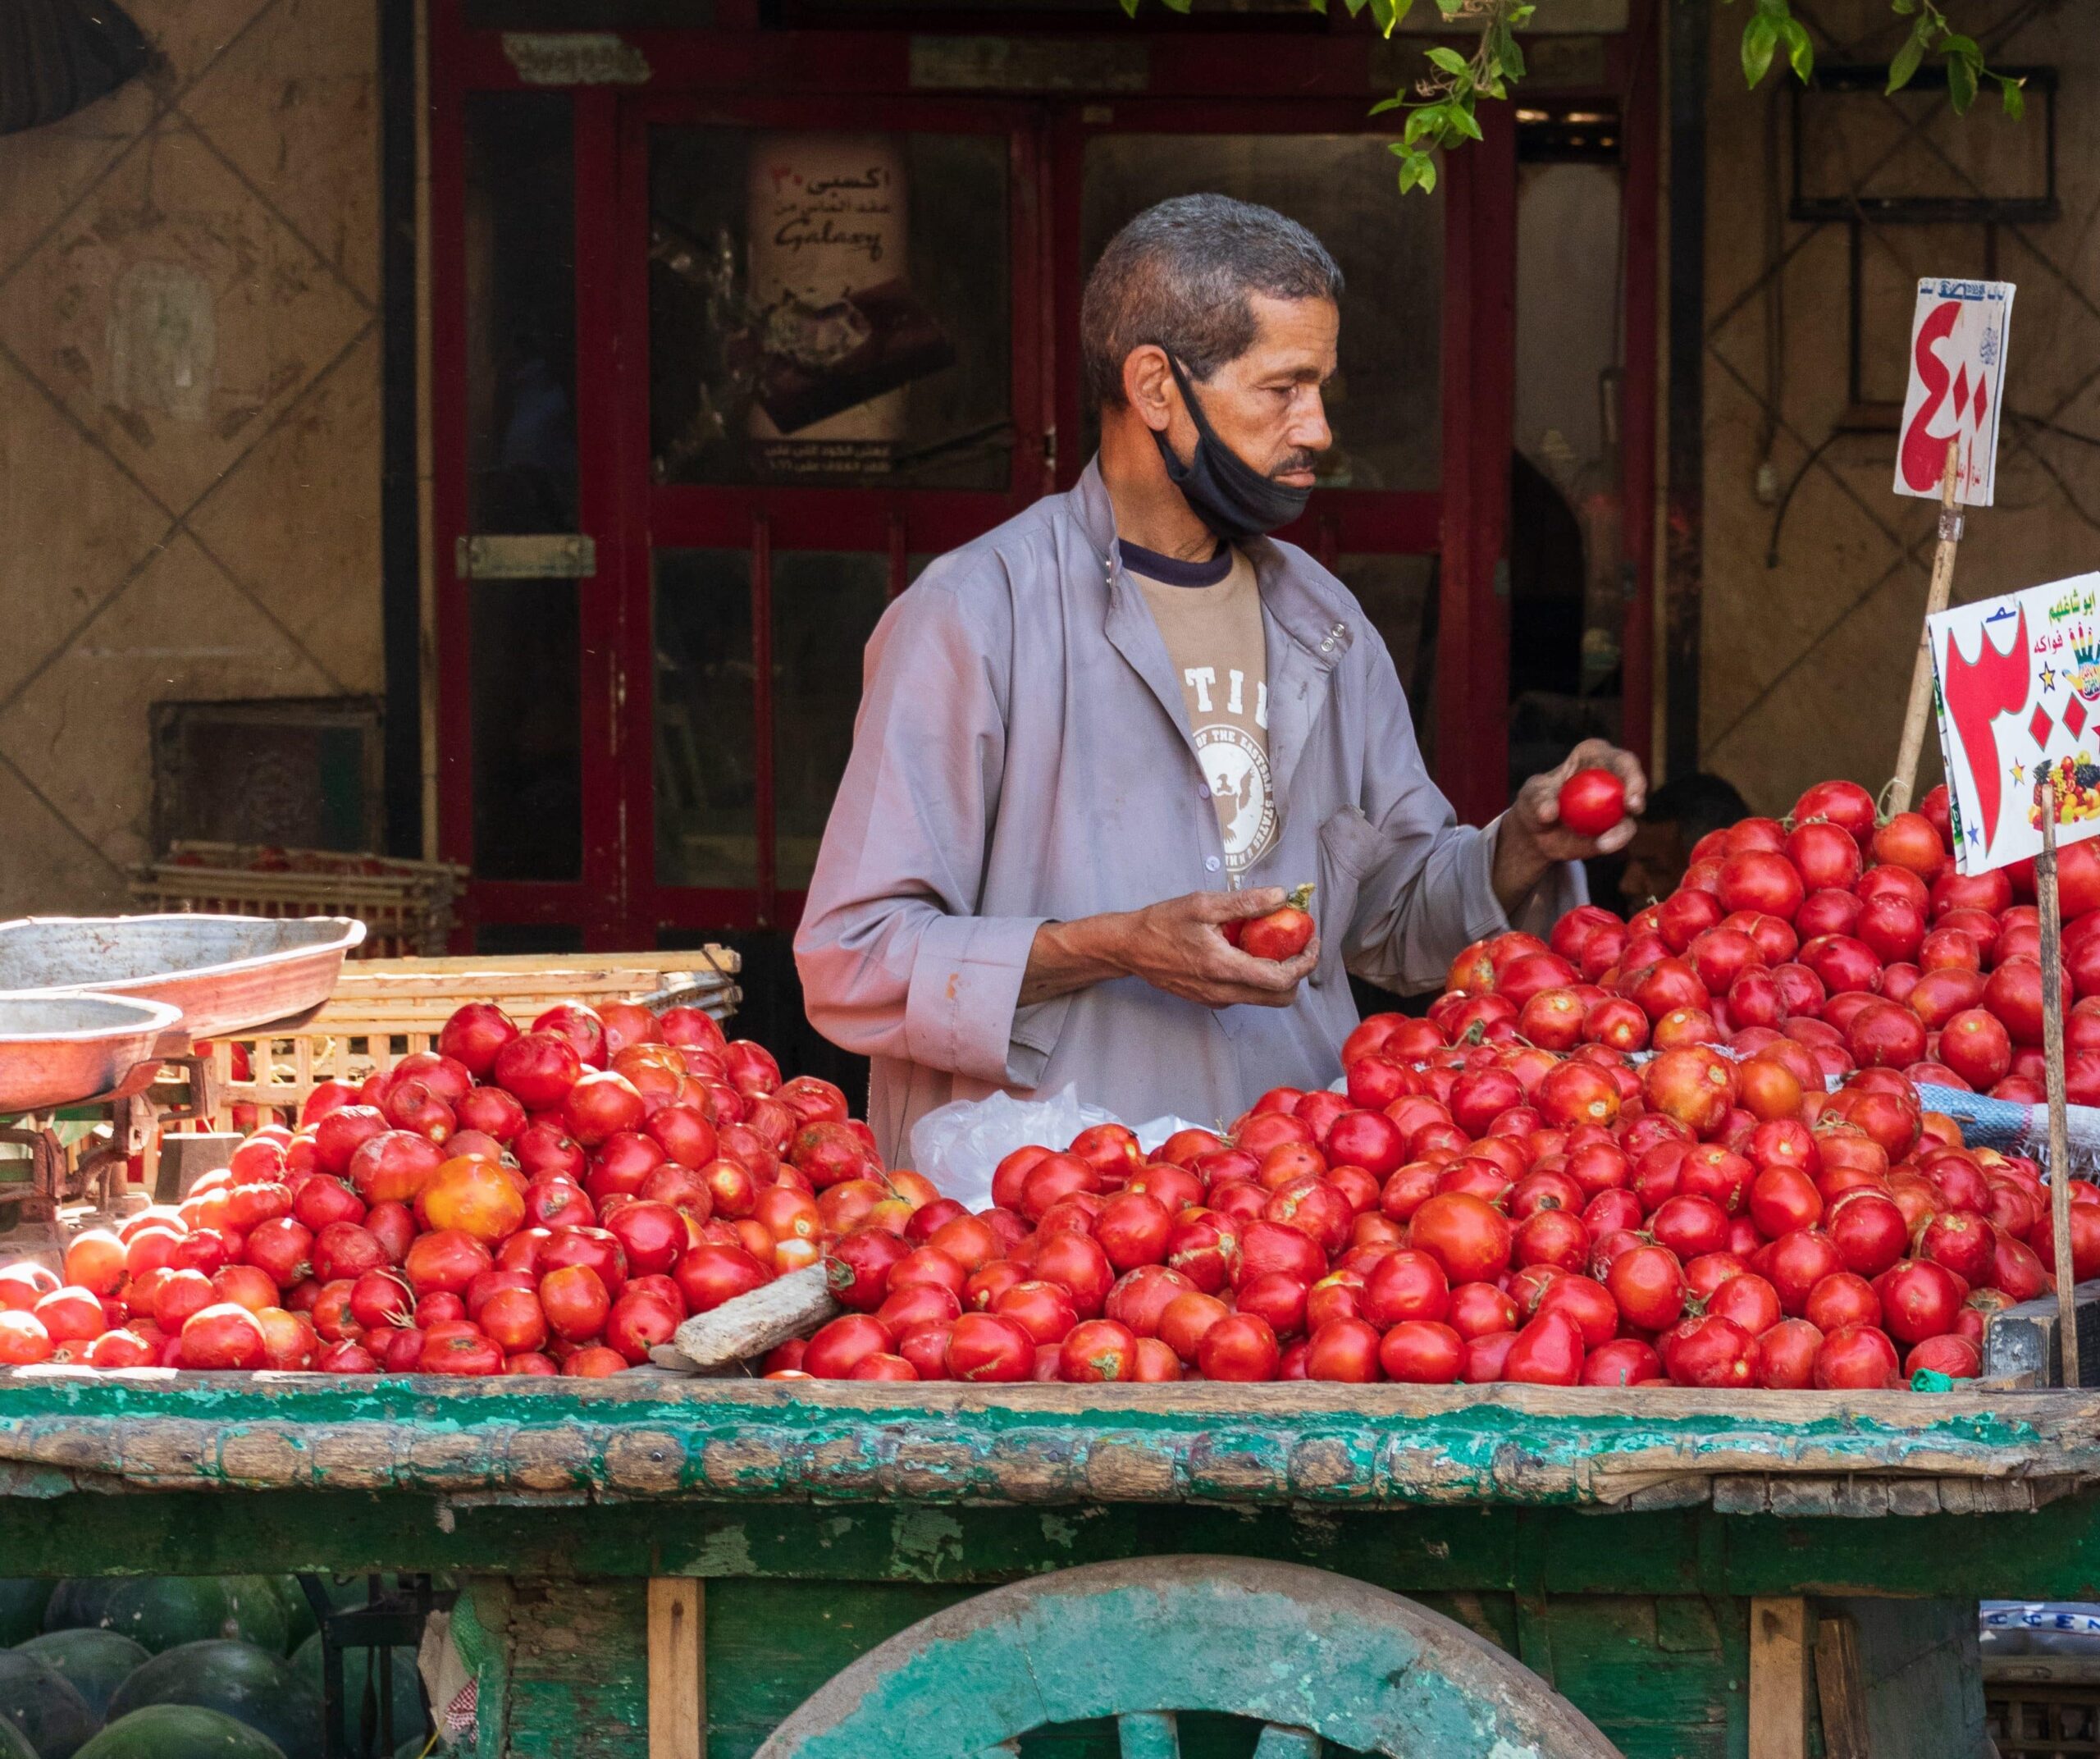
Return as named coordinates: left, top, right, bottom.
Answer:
left=1232, top=886, right=1317, bottom=962
left=1556, top=768, right=1627, bottom=838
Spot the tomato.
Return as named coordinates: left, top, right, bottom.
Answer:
left=1803, top=1272, right=1880, bottom=1333
left=1502, top=1309, right=1584, bottom=1385
left=1296, top=1317, right=1377, bottom=1382
left=420, top=1321, right=504, bottom=1377
left=803, top=1314, right=895, bottom=1379
left=605, top=1286, right=682, bottom=1364
left=1605, top=1244, right=1686, bottom=1332
left=1905, top=1333, right=1981, bottom=1380
left=944, top=1313, right=1034, bottom=1382
left=1232, top=884, right=1316, bottom=961
left=539, top=1264, right=612, bottom=1344
left=1555, top=768, right=1626, bottom=837
left=1873, top=1259, right=1963, bottom=1344
left=1104, top=1264, right=1196, bottom=1336
left=1197, top=1313, right=1281, bottom=1382
left=180, top=1303, right=267, bottom=1370
left=993, top=1280, right=1080, bottom=1346
left=674, top=1242, right=771, bottom=1314
left=347, top=1131, right=445, bottom=1206
left=1057, top=1318, right=1139, bottom=1382
left=1813, top=1323, right=1901, bottom=1389
left=1407, top=1193, right=1512, bottom=1284
left=1659, top=1314, right=1755, bottom=1387
left=1581, top=1337, right=1663, bottom=1387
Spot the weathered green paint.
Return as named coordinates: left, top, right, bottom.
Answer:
left=0, top=1371, right=2078, bottom=1507
left=1117, top=1711, right=1177, bottom=1758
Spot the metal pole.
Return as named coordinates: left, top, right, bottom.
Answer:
left=1888, top=438, right=1964, bottom=814
left=2040, top=773, right=2080, bottom=1387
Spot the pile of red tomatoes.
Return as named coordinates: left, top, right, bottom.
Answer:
left=1486, top=777, right=2100, bottom=1100
left=0, top=998, right=906, bottom=1375
left=772, top=777, right=2097, bottom=1389
left=782, top=1041, right=2068, bottom=1389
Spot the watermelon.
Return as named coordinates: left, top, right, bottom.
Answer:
left=74, top=1706, right=285, bottom=1759
left=289, top=1632, right=425, bottom=1748
left=103, top=1641, right=319, bottom=1759
left=0, top=1652, right=98, bottom=1759
left=43, top=1579, right=287, bottom=1657
left=0, top=1586, right=52, bottom=1649
left=11, top=1632, right=148, bottom=1721
left=267, top=1579, right=317, bottom=1654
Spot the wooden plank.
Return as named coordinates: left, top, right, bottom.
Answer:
left=664, top=1266, right=840, bottom=1371
left=1748, top=1597, right=1809, bottom=1759
left=646, top=1577, right=702, bottom=1759
left=1815, top=1615, right=1870, bottom=1759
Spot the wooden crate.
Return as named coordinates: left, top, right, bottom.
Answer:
left=128, top=841, right=470, bottom=957
left=193, top=948, right=742, bottom=1130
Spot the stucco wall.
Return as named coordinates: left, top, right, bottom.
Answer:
left=0, top=0, right=381, bottom=913
left=1698, top=0, right=2100, bottom=814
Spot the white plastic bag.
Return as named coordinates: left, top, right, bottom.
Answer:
left=909, top=1085, right=1210, bottom=1212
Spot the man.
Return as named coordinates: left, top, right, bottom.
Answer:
left=797, top=194, right=1646, bottom=1165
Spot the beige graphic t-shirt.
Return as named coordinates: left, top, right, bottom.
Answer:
left=1125, top=540, right=1276, bottom=881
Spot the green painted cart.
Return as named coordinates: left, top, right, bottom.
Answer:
left=2, top=1368, right=2096, bottom=1758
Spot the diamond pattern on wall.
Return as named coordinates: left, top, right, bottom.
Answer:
left=0, top=114, right=372, bottom=517
left=0, top=0, right=381, bottom=913
left=0, top=533, right=339, bottom=874
left=180, top=0, right=386, bottom=304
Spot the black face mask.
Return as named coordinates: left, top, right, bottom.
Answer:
left=1152, top=354, right=1313, bottom=542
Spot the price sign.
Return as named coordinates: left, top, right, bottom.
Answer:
left=1894, top=279, right=2015, bottom=508
left=1930, top=571, right=2100, bottom=872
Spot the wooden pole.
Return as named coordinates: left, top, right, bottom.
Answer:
left=647, top=1578, right=704, bottom=1759
left=1888, top=438, right=1965, bottom=815
left=2039, top=774, right=2081, bottom=1387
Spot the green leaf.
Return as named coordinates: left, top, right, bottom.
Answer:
left=1366, top=0, right=1397, bottom=33
left=1741, top=14, right=1778, bottom=86
left=1388, top=0, right=1416, bottom=24
left=1415, top=156, right=1438, bottom=193
left=1370, top=91, right=1408, bottom=115
left=1892, top=0, right=1916, bottom=14
left=1397, top=155, right=1427, bottom=193
left=1782, top=17, right=1814, bottom=80
left=1447, top=101, right=1484, bottom=140
left=1501, top=34, right=1527, bottom=79
left=1435, top=0, right=1466, bottom=13
left=1941, top=32, right=1979, bottom=56
left=1404, top=103, right=1445, bottom=145
left=1886, top=31, right=1925, bottom=92
left=1947, top=51, right=1977, bottom=112
left=2001, top=75, right=2026, bottom=121
left=1116, top=0, right=1139, bottom=18
left=1426, top=44, right=1472, bottom=75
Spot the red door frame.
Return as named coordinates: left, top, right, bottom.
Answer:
left=427, top=4, right=1658, bottom=948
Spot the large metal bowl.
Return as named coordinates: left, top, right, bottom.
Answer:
left=0, top=994, right=186, bottom=1113
left=0, top=916, right=368, bottom=1039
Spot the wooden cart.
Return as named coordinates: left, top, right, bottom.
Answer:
left=2, top=1373, right=2095, bottom=1757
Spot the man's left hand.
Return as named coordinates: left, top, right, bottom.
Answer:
left=1492, top=739, right=1649, bottom=909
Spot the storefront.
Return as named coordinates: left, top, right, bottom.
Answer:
left=431, top=0, right=1659, bottom=1064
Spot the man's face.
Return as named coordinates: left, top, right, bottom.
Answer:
left=1166, top=293, right=1337, bottom=486
left=1618, top=817, right=1686, bottom=910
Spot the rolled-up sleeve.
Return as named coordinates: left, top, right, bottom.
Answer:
left=795, top=568, right=1061, bottom=1088
left=1337, top=640, right=1584, bottom=992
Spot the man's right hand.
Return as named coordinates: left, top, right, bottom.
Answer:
left=1021, top=889, right=1320, bottom=1010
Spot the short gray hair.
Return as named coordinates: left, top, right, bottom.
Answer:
left=1080, top=194, right=1343, bottom=410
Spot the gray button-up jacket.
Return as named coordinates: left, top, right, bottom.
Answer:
left=795, top=459, right=1579, bottom=1165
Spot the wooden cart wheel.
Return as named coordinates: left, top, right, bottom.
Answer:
left=753, top=1556, right=1622, bottom=1758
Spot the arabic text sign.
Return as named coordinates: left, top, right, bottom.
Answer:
left=1929, top=573, right=2100, bottom=875
left=1894, top=279, right=2015, bottom=508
